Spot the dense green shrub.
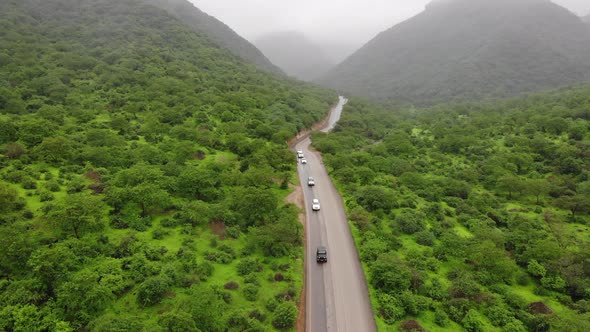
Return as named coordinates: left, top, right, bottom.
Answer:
left=415, top=230, right=436, bottom=246
left=394, top=211, right=426, bottom=234
left=243, top=284, right=259, bottom=301
left=271, top=302, right=298, bottom=330
left=237, top=258, right=261, bottom=276
left=137, top=275, right=170, bottom=306
left=377, top=293, right=405, bottom=324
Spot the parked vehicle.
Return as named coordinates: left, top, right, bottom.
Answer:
left=301, top=158, right=307, bottom=164
left=308, top=176, right=315, bottom=186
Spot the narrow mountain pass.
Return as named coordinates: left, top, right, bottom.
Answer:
left=295, top=97, right=377, bottom=332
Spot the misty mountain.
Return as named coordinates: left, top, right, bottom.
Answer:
left=583, top=14, right=590, bottom=24
left=255, top=31, right=335, bottom=81
left=318, top=41, right=360, bottom=66
left=147, top=0, right=282, bottom=74
left=319, top=0, right=590, bottom=104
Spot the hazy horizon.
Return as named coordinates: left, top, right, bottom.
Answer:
left=191, top=0, right=590, bottom=49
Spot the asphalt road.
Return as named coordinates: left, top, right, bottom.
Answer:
left=296, top=97, right=377, bottom=332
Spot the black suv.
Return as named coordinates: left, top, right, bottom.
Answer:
left=316, top=246, right=327, bottom=263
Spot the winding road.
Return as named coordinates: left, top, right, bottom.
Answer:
left=295, top=97, right=377, bottom=332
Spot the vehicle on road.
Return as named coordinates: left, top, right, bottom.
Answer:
left=301, top=158, right=307, bottom=164
left=316, top=246, right=328, bottom=263
left=312, top=198, right=320, bottom=211
left=297, top=151, right=304, bottom=158
left=308, top=176, right=315, bottom=186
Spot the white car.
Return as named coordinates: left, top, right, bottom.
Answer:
left=301, top=158, right=307, bottom=164
left=312, top=198, right=320, bottom=211
left=297, top=151, right=304, bottom=158
left=307, top=176, right=315, bottom=186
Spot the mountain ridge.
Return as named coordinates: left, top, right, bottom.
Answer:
left=319, top=0, right=590, bottom=104
left=147, top=0, right=283, bottom=74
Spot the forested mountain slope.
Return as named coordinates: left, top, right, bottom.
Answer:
left=147, top=0, right=283, bottom=75
left=319, top=0, right=590, bottom=105
left=255, top=31, right=335, bottom=81
left=313, top=86, right=590, bottom=331
left=0, top=0, right=335, bottom=330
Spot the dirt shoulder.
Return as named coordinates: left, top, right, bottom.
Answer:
left=284, top=183, right=307, bottom=332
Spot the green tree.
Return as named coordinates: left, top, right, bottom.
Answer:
left=524, top=179, right=550, bottom=205
left=48, top=193, right=106, bottom=239
left=57, top=259, right=125, bottom=325
left=554, top=194, right=590, bottom=220
left=272, top=301, right=298, bottom=330
left=33, top=136, right=74, bottom=164
left=0, top=120, right=18, bottom=143
left=355, top=185, right=397, bottom=212
left=0, top=225, right=37, bottom=276
left=377, top=293, right=405, bottom=324
left=178, top=200, right=212, bottom=227
left=0, top=182, right=20, bottom=214
left=527, top=260, right=546, bottom=278
left=468, top=240, right=518, bottom=284
left=370, top=254, right=412, bottom=294
left=130, top=183, right=171, bottom=217
left=462, top=309, right=484, bottom=332
left=181, top=286, right=225, bottom=332
left=249, top=205, right=302, bottom=257
left=137, top=275, right=170, bottom=306
left=17, top=117, right=57, bottom=148
left=158, top=311, right=200, bottom=332
left=176, top=166, right=220, bottom=201
left=28, top=243, right=79, bottom=294
left=230, top=187, right=278, bottom=227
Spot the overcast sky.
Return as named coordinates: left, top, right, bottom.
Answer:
left=191, top=0, right=590, bottom=46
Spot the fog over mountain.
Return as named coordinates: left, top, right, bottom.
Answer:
left=255, top=31, right=335, bottom=81
left=319, top=0, right=590, bottom=104
left=148, top=0, right=282, bottom=74
left=192, top=0, right=590, bottom=62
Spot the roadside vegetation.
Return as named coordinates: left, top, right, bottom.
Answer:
left=312, top=86, right=590, bottom=331
left=0, top=0, right=336, bottom=331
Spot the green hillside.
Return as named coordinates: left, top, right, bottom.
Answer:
left=0, top=0, right=335, bottom=330
left=312, top=86, right=590, bottom=331
left=147, top=0, right=283, bottom=75
left=319, top=0, right=590, bottom=105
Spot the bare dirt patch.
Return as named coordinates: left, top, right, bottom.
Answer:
left=529, top=301, right=553, bottom=314
left=85, top=170, right=101, bottom=182
left=194, top=150, right=206, bottom=160
left=210, top=221, right=226, bottom=240
left=401, top=320, right=426, bottom=332
left=285, top=184, right=304, bottom=213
